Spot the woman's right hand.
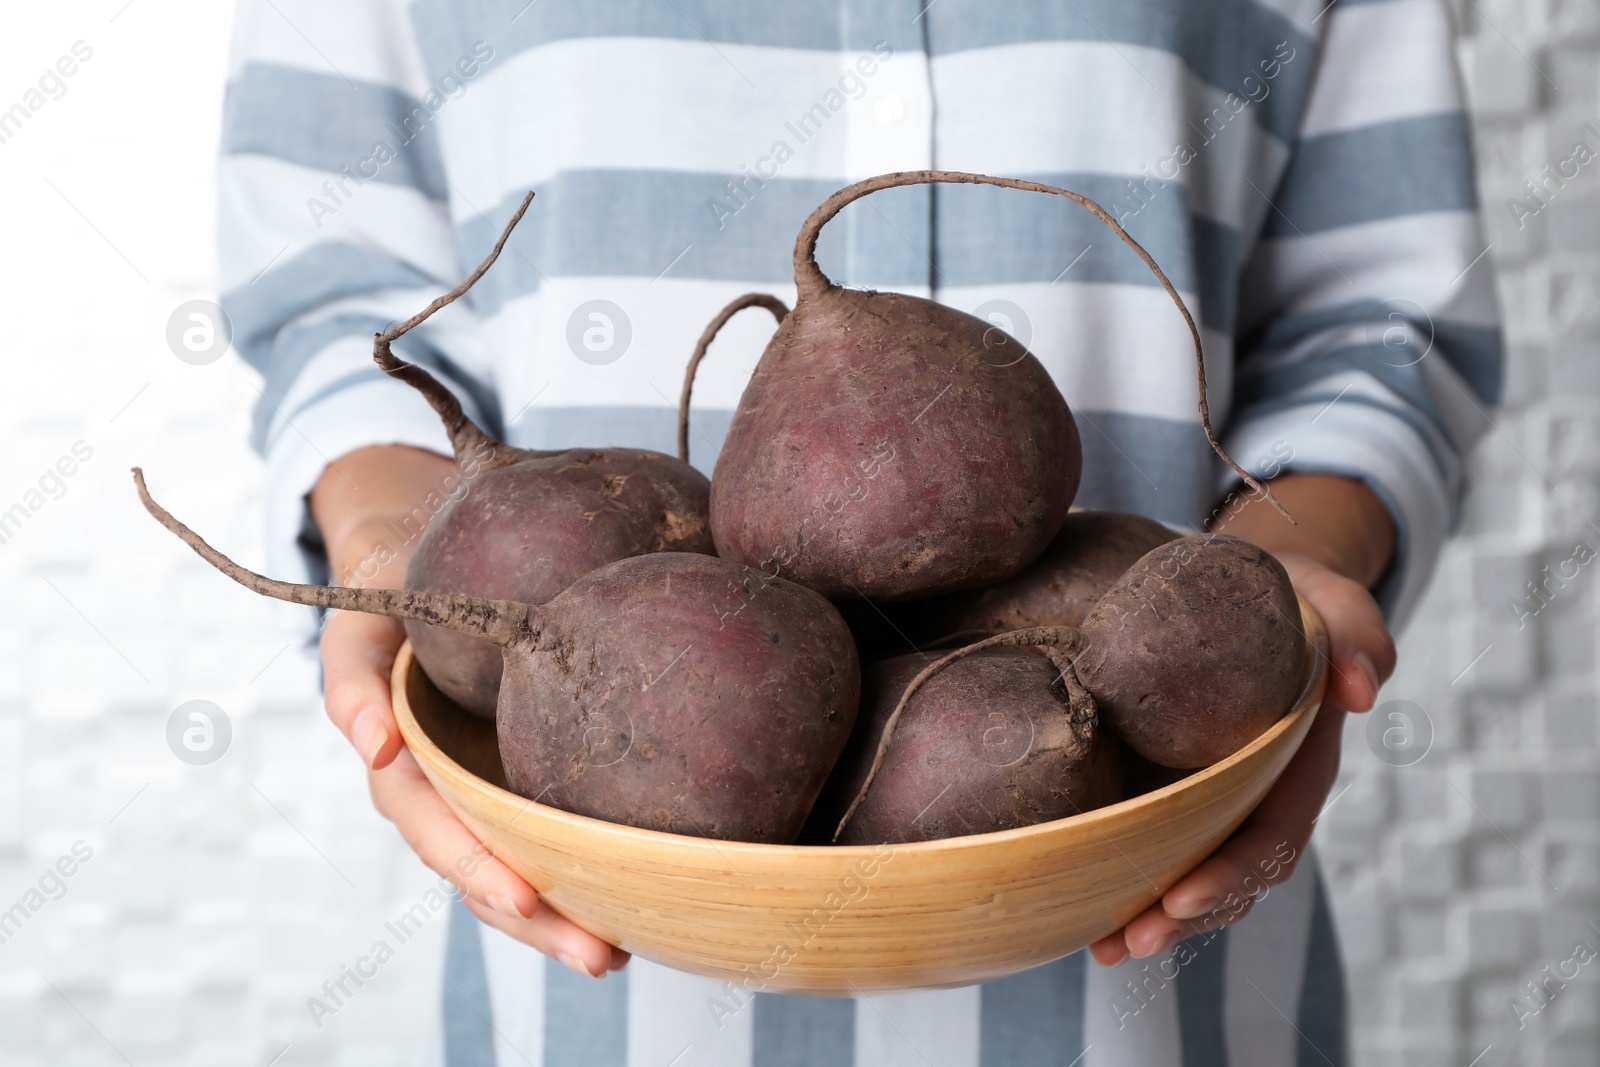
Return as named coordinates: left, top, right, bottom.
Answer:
left=312, top=445, right=629, bottom=977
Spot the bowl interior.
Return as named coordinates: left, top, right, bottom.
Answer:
left=404, top=679, right=506, bottom=789
left=391, top=596, right=1329, bottom=991
left=401, top=598, right=1329, bottom=839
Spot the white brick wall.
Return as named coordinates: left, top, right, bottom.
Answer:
left=1316, top=7, right=1600, bottom=1064
left=0, top=2, right=1594, bottom=1064
left=0, top=6, right=445, bottom=1065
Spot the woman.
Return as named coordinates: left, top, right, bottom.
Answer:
left=219, top=0, right=1497, bottom=1061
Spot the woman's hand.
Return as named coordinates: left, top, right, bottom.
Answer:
left=1089, top=473, right=1398, bottom=965
left=312, top=445, right=628, bottom=977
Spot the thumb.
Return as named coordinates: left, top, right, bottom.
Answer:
left=1278, top=555, right=1395, bottom=714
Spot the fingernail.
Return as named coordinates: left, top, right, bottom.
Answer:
left=557, top=952, right=594, bottom=978
left=352, top=707, right=388, bottom=767
left=1353, top=652, right=1380, bottom=708
left=488, top=894, right=526, bottom=919
left=1167, top=896, right=1220, bottom=921
left=1133, top=929, right=1183, bottom=960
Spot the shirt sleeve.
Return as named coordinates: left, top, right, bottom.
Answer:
left=219, top=0, right=499, bottom=605
left=1224, top=0, right=1502, bottom=628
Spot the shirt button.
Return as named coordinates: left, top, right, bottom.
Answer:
left=873, top=93, right=907, bottom=126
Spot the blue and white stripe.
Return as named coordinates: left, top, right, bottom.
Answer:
left=220, top=0, right=1498, bottom=631
left=440, top=855, right=1345, bottom=1067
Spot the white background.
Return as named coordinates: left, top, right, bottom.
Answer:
left=0, top=2, right=1595, bottom=1064
left=0, top=5, right=445, bottom=1066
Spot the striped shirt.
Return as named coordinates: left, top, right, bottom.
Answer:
left=218, top=1, right=1495, bottom=1063
left=437, top=854, right=1344, bottom=1066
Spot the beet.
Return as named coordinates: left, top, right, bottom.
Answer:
left=1074, top=535, right=1308, bottom=769
left=907, top=510, right=1179, bottom=645
left=831, top=627, right=1092, bottom=839
left=135, top=471, right=858, bottom=844
left=676, top=292, right=788, bottom=464
left=709, top=170, right=1285, bottom=602
left=812, top=646, right=1120, bottom=845
left=372, top=193, right=715, bottom=717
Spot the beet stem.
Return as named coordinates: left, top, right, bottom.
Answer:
left=832, top=625, right=1081, bottom=842
left=380, top=190, right=533, bottom=344
left=677, top=293, right=789, bottom=464
left=133, top=468, right=534, bottom=647
left=792, top=171, right=1292, bottom=524
left=373, top=191, right=536, bottom=470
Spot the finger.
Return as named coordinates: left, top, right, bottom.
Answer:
left=1091, top=715, right=1343, bottom=964
left=1124, top=828, right=1299, bottom=957
left=1284, top=561, right=1395, bottom=713
left=1160, top=738, right=1335, bottom=918
left=1095, top=895, right=1239, bottom=962
left=1119, top=828, right=1289, bottom=959
left=368, top=747, right=543, bottom=919
left=1127, top=709, right=1345, bottom=956
left=1090, top=931, right=1130, bottom=967
left=462, top=895, right=630, bottom=978
left=1156, top=823, right=1301, bottom=921
left=1322, top=601, right=1392, bottom=713
left=321, top=611, right=407, bottom=768
left=1120, top=900, right=1216, bottom=960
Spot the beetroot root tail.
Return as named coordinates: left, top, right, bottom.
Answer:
left=678, top=293, right=789, bottom=464
left=832, top=625, right=1082, bottom=842
left=132, top=468, right=532, bottom=647
left=373, top=191, right=535, bottom=469
left=792, top=171, right=1291, bottom=524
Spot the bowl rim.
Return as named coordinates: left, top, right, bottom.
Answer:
left=392, top=594, right=1328, bottom=859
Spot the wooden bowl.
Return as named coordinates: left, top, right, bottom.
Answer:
left=391, top=598, right=1328, bottom=993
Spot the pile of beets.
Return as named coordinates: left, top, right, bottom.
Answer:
left=137, top=173, right=1309, bottom=846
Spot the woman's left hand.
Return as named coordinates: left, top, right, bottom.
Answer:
left=1088, top=547, right=1396, bottom=965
